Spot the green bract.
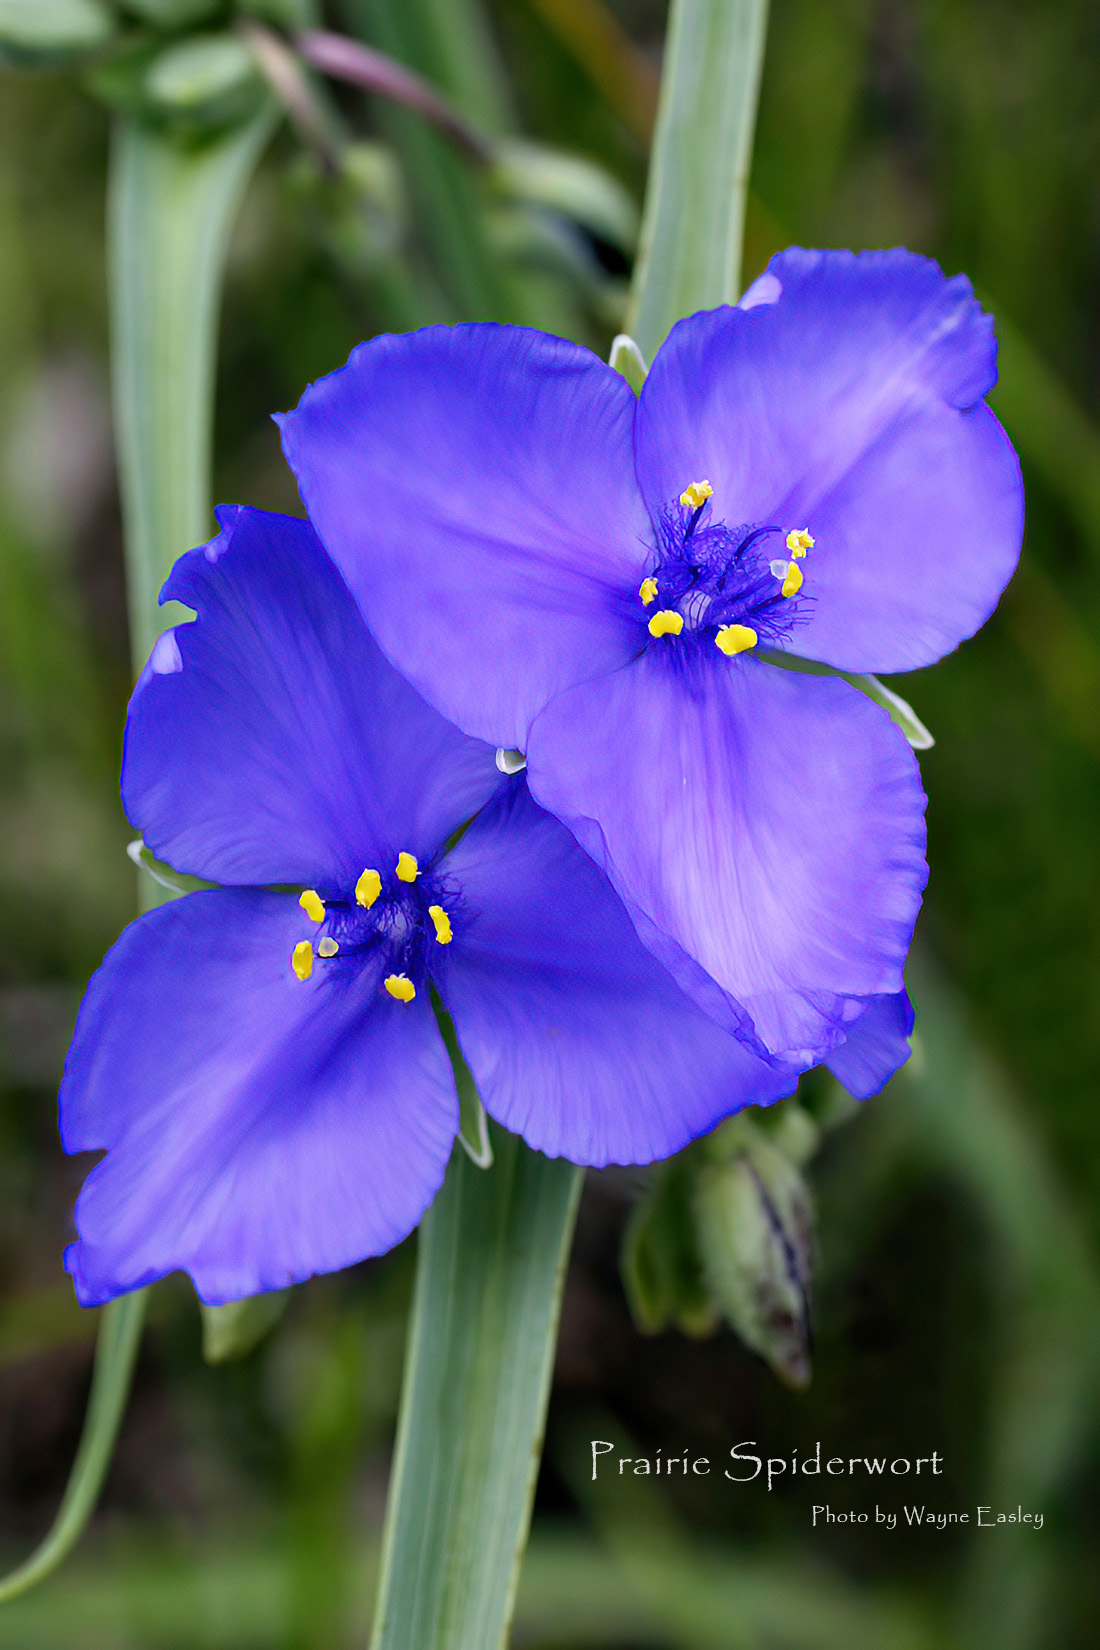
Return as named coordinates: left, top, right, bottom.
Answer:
left=0, top=0, right=115, bottom=64
left=89, top=32, right=265, bottom=135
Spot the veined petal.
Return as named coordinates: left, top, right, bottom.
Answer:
left=435, top=782, right=799, bottom=1166
left=61, top=890, right=458, bottom=1305
left=124, top=507, right=501, bottom=887
left=278, top=324, right=650, bottom=748
left=527, top=650, right=927, bottom=1062
left=636, top=249, right=1023, bottom=674
left=825, top=989, right=915, bottom=1099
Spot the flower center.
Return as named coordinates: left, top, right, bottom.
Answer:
left=290, top=850, right=456, bottom=1001
left=637, top=481, right=814, bottom=657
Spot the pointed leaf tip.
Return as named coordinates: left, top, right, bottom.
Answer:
left=609, top=334, right=648, bottom=395
left=201, top=1289, right=291, bottom=1363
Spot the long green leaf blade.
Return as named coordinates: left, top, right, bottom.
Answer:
left=626, top=0, right=770, bottom=358
left=109, top=111, right=275, bottom=668
left=2, top=101, right=284, bottom=1609
left=0, top=1292, right=146, bottom=1604
left=369, top=1130, right=581, bottom=1650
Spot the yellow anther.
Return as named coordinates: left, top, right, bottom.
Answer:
left=786, top=528, right=814, bottom=558
left=384, top=973, right=416, bottom=1002
left=679, top=480, right=713, bottom=510
left=639, top=577, right=659, bottom=607
left=428, top=904, right=453, bottom=945
left=648, top=609, right=684, bottom=639
left=292, top=940, right=313, bottom=981
left=299, top=889, right=325, bottom=923
left=715, top=624, right=758, bottom=656
left=396, top=852, right=419, bottom=883
left=317, top=937, right=339, bottom=958
left=355, top=867, right=382, bottom=908
left=781, top=561, right=804, bottom=598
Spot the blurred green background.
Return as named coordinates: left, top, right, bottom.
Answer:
left=1, top=1, right=1099, bottom=1645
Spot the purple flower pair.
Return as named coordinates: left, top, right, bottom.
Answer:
left=61, top=248, right=1023, bottom=1304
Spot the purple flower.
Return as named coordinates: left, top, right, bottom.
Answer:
left=279, top=248, right=1023, bottom=1065
left=60, top=504, right=871, bottom=1307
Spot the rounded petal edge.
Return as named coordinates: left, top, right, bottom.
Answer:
left=636, top=248, right=1024, bottom=675
left=279, top=323, right=650, bottom=748
left=61, top=890, right=458, bottom=1304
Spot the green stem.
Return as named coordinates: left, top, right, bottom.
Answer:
left=626, top=0, right=770, bottom=358
left=370, top=1128, right=581, bottom=1649
left=0, top=1294, right=146, bottom=1602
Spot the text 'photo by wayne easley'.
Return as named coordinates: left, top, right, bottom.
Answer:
left=589, top=1443, right=1045, bottom=1529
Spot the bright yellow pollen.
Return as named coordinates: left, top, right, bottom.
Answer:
left=781, top=561, right=804, bottom=598
left=648, top=609, right=684, bottom=639
left=715, top=624, right=758, bottom=656
left=639, top=577, right=659, bottom=606
left=786, top=528, right=814, bottom=558
left=355, top=867, right=382, bottom=908
left=292, top=940, right=313, bottom=981
left=299, top=888, right=325, bottom=923
left=428, top=904, right=453, bottom=945
left=385, top=973, right=416, bottom=1002
left=318, top=937, right=339, bottom=958
left=396, top=852, right=419, bottom=883
left=679, top=480, right=713, bottom=510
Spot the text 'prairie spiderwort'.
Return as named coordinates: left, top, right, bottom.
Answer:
left=60, top=506, right=882, bottom=1306
left=280, top=248, right=1024, bottom=1066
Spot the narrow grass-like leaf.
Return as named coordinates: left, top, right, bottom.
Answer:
left=109, top=110, right=275, bottom=669
left=0, top=101, right=273, bottom=1616
left=849, top=673, right=934, bottom=749
left=369, top=1129, right=581, bottom=1650
left=625, top=0, right=770, bottom=358
left=0, top=1292, right=146, bottom=1604
left=431, top=991, right=493, bottom=1169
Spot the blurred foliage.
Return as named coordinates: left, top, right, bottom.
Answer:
left=1, top=0, right=1099, bottom=1646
